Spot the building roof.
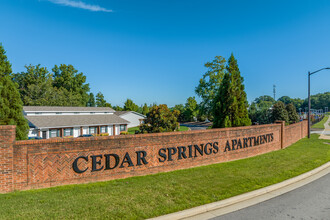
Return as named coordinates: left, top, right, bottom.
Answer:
left=25, top=114, right=129, bottom=128
left=23, top=106, right=115, bottom=112
left=114, top=111, right=146, bottom=118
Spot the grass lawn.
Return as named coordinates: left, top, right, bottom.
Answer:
left=312, top=115, right=329, bottom=129
left=0, top=134, right=329, bottom=219
left=178, top=125, right=189, bottom=131
left=127, top=126, right=140, bottom=134
left=128, top=126, right=189, bottom=134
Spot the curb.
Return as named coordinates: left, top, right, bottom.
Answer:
left=150, top=161, right=330, bottom=220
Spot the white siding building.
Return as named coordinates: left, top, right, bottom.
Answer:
left=24, top=106, right=129, bottom=139
left=114, top=111, right=146, bottom=128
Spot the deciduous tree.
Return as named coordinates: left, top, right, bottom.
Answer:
left=195, top=56, right=226, bottom=118
left=124, top=98, right=139, bottom=112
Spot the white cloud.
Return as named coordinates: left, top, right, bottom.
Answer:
left=47, top=0, right=112, bottom=12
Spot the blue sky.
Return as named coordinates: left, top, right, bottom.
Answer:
left=1, top=0, right=330, bottom=107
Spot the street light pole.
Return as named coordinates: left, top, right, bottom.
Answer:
left=308, top=67, right=330, bottom=138
left=308, top=71, right=311, bottom=138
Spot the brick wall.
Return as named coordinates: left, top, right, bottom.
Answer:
left=284, top=120, right=308, bottom=148
left=0, top=121, right=307, bottom=193
left=0, top=126, right=16, bottom=193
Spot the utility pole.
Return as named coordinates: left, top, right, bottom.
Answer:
left=273, top=85, right=276, bottom=101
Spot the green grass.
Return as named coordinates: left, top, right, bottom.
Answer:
left=178, top=125, right=189, bottom=131
left=128, top=126, right=189, bottom=134
left=312, top=115, right=329, bottom=129
left=127, top=126, right=140, bottom=134
left=0, top=134, right=329, bottom=219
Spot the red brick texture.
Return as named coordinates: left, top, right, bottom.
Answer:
left=0, top=121, right=307, bottom=193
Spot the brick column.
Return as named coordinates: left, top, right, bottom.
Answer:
left=275, top=121, right=285, bottom=149
left=0, top=125, right=16, bottom=193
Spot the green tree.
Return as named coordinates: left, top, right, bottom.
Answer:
left=272, top=101, right=289, bottom=123
left=96, top=92, right=107, bottom=107
left=0, top=43, right=12, bottom=76
left=255, top=95, right=275, bottom=104
left=0, top=44, right=29, bottom=140
left=52, top=64, right=90, bottom=106
left=142, top=103, right=149, bottom=115
left=12, top=65, right=55, bottom=106
left=113, top=105, right=124, bottom=111
left=124, top=99, right=139, bottom=112
left=212, top=54, right=251, bottom=128
left=172, top=104, right=185, bottom=122
left=87, top=93, right=96, bottom=107
left=301, top=92, right=330, bottom=110
left=286, top=103, right=299, bottom=124
left=254, top=95, right=275, bottom=109
left=183, top=96, right=198, bottom=122
left=278, top=96, right=292, bottom=105
left=139, top=104, right=179, bottom=133
left=195, top=56, right=226, bottom=118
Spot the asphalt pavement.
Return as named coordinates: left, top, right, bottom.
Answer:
left=211, top=173, right=330, bottom=220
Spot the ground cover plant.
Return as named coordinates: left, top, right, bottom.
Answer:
left=0, top=134, right=329, bottom=219
left=312, top=115, right=329, bottom=129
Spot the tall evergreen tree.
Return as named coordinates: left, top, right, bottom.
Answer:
left=212, top=54, right=251, bottom=128
left=0, top=44, right=29, bottom=140
left=87, top=93, right=96, bottom=107
left=0, top=44, right=12, bottom=76
left=286, top=103, right=299, bottom=124
left=272, top=101, right=289, bottom=123
left=96, top=92, right=107, bottom=107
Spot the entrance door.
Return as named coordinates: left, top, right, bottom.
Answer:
left=42, top=131, right=47, bottom=139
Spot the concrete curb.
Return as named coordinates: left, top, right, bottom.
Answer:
left=150, top=161, right=330, bottom=220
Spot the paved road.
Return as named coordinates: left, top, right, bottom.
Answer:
left=211, top=173, right=330, bottom=220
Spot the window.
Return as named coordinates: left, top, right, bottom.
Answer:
left=120, top=125, right=126, bottom=131
left=89, top=127, right=97, bottom=134
left=64, top=128, right=73, bottom=137
left=56, top=112, right=62, bottom=115
left=90, top=112, right=95, bottom=114
left=35, top=112, right=42, bottom=115
left=49, top=129, right=59, bottom=138
left=74, top=112, right=79, bottom=114
left=100, top=126, right=108, bottom=133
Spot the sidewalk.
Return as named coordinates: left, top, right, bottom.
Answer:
left=319, top=116, right=330, bottom=140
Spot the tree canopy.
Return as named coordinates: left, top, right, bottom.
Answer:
left=0, top=44, right=29, bottom=140
left=195, top=56, right=226, bottom=119
left=124, top=99, right=139, bottom=112
left=139, top=104, right=179, bottom=133
left=13, top=64, right=90, bottom=106
left=212, top=54, right=251, bottom=128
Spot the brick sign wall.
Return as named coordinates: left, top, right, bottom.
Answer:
left=0, top=120, right=307, bottom=193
